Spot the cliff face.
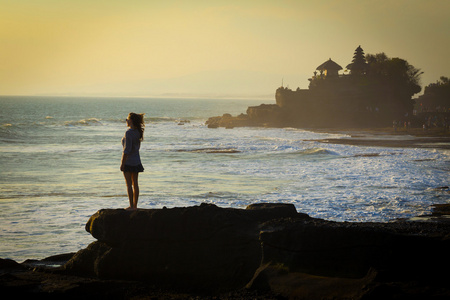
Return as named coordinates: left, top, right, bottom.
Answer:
left=207, top=87, right=386, bottom=129
left=274, top=86, right=381, bottom=127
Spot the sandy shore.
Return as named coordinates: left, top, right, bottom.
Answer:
left=309, top=127, right=450, bottom=150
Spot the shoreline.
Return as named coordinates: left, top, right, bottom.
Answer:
left=307, top=127, right=450, bottom=150
left=206, top=112, right=450, bottom=150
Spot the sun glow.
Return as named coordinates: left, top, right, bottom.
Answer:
left=0, top=0, right=449, bottom=97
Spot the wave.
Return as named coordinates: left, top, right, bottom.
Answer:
left=302, top=148, right=339, bottom=155
left=3, top=117, right=104, bottom=128
left=352, top=152, right=399, bottom=158
left=175, top=147, right=241, bottom=153
left=2, top=116, right=198, bottom=131
left=64, top=118, right=103, bottom=126
left=425, top=186, right=449, bottom=192
left=279, top=147, right=340, bottom=157
left=0, top=191, right=96, bottom=200
left=173, top=146, right=340, bottom=157
left=103, top=116, right=185, bottom=124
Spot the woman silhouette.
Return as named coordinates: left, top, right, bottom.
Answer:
left=120, top=112, right=145, bottom=210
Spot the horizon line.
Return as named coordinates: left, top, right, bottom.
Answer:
left=0, top=92, right=276, bottom=101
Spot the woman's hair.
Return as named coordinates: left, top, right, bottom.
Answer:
left=128, top=112, right=145, bottom=141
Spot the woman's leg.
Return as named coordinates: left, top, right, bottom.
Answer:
left=123, top=172, right=134, bottom=210
left=131, top=172, right=139, bottom=209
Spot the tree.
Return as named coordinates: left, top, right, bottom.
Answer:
left=365, top=53, right=422, bottom=94
left=419, top=76, right=450, bottom=110
left=365, top=53, right=422, bottom=118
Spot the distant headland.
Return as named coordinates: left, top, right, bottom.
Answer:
left=207, top=46, right=449, bottom=130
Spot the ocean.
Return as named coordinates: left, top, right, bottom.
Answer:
left=1, top=96, right=449, bottom=262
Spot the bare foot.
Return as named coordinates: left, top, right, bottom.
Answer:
left=125, top=206, right=136, bottom=211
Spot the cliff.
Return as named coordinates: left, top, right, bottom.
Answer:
left=207, top=86, right=395, bottom=129
left=207, top=70, right=429, bottom=129
left=2, top=203, right=450, bottom=299
left=207, top=47, right=430, bottom=129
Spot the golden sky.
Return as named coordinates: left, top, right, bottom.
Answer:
left=1, top=0, right=449, bottom=98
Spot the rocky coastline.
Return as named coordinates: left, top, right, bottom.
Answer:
left=1, top=203, right=450, bottom=299
left=206, top=104, right=450, bottom=150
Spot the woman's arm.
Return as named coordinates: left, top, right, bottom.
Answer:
left=121, top=130, right=133, bottom=171
left=120, top=153, right=129, bottom=171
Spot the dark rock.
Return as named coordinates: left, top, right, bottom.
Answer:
left=430, top=203, right=450, bottom=215
left=63, top=241, right=112, bottom=277
left=206, top=112, right=255, bottom=128
left=246, top=104, right=285, bottom=127
left=2, top=203, right=450, bottom=299
left=406, top=203, right=450, bottom=223
left=247, top=217, right=450, bottom=298
left=246, top=262, right=378, bottom=299
left=66, top=203, right=301, bottom=292
left=0, top=267, right=184, bottom=299
left=0, top=258, right=26, bottom=274
left=205, top=105, right=286, bottom=129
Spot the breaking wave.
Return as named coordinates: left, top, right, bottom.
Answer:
left=299, top=148, right=339, bottom=156
left=64, top=118, right=103, bottom=126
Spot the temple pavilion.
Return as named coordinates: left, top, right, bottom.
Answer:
left=315, top=58, right=343, bottom=77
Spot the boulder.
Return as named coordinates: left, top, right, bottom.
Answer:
left=63, top=203, right=450, bottom=297
left=65, top=203, right=302, bottom=292
left=246, top=104, right=285, bottom=127
left=206, top=113, right=255, bottom=128
left=2, top=203, right=450, bottom=299
left=205, top=105, right=287, bottom=129
left=247, top=217, right=450, bottom=298
left=0, top=258, right=26, bottom=274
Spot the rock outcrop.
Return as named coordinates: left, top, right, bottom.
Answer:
left=2, top=203, right=450, bottom=299
left=206, top=104, right=285, bottom=128
left=250, top=217, right=450, bottom=299
left=65, top=203, right=302, bottom=292
left=206, top=113, right=253, bottom=128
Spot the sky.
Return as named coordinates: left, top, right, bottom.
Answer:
left=1, top=0, right=449, bottom=99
